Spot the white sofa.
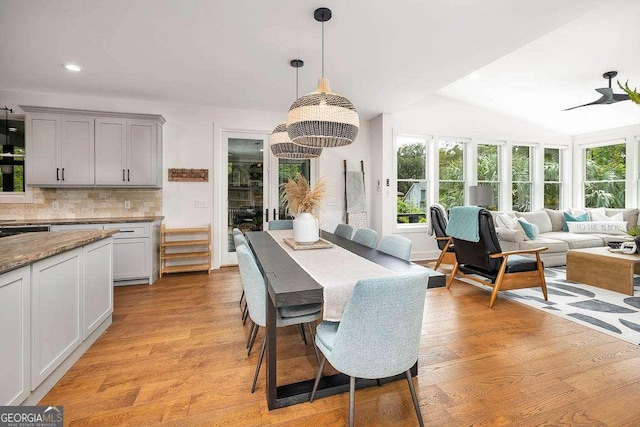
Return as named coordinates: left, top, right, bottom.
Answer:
left=493, top=208, right=639, bottom=267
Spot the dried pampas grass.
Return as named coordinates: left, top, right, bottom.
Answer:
left=283, top=174, right=328, bottom=217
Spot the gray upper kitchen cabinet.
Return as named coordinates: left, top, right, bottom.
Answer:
left=25, top=113, right=95, bottom=186
left=95, top=118, right=160, bottom=186
left=22, top=106, right=164, bottom=188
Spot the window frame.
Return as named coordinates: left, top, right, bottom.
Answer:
left=0, top=112, right=32, bottom=204
left=393, top=133, right=431, bottom=232
left=511, top=143, right=534, bottom=212
left=582, top=139, right=626, bottom=209
left=476, top=140, right=503, bottom=210
left=437, top=136, right=469, bottom=210
left=543, top=147, right=563, bottom=210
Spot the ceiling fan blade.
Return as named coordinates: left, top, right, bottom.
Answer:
left=595, top=87, right=613, bottom=97
left=563, top=94, right=608, bottom=111
left=612, top=93, right=631, bottom=102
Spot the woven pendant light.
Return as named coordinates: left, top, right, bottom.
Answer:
left=286, top=7, right=359, bottom=148
left=270, top=60, right=323, bottom=159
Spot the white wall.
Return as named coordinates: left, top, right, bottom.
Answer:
left=379, top=94, right=571, bottom=261
left=0, top=89, right=371, bottom=268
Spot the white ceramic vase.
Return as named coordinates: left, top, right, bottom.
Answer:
left=293, top=212, right=319, bottom=243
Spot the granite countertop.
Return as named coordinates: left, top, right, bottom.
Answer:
left=0, top=230, right=118, bottom=275
left=0, top=216, right=164, bottom=227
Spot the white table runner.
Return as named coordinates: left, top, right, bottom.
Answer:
left=267, top=229, right=399, bottom=321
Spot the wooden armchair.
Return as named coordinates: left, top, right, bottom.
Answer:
left=430, top=205, right=456, bottom=271
left=446, top=208, right=548, bottom=308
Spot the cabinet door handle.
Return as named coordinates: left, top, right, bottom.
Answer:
left=119, top=230, right=135, bottom=233
left=127, top=169, right=130, bottom=182
left=61, top=168, right=65, bottom=181
left=56, top=168, right=60, bottom=181
left=273, top=208, right=277, bottom=220
left=123, top=169, right=125, bottom=181
left=265, top=208, right=269, bottom=222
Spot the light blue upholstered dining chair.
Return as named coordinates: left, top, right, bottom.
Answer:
left=232, top=227, right=243, bottom=237
left=377, top=235, right=413, bottom=261
left=309, top=272, right=429, bottom=426
left=236, top=245, right=323, bottom=392
left=334, top=223, right=354, bottom=239
left=351, top=228, right=377, bottom=248
left=268, top=219, right=293, bottom=230
left=233, top=233, right=251, bottom=325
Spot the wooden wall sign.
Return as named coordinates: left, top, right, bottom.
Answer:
left=168, top=168, right=209, bottom=182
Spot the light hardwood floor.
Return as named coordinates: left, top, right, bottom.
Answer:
left=41, top=265, right=640, bottom=426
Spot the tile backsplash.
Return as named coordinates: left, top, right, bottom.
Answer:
left=0, top=188, right=162, bottom=220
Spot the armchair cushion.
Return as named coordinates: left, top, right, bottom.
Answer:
left=504, top=254, right=540, bottom=273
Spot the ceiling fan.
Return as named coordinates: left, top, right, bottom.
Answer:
left=564, top=71, right=630, bottom=111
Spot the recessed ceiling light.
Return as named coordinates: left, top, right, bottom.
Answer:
left=469, top=72, right=480, bottom=80
left=62, top=63, right=83, bottom=72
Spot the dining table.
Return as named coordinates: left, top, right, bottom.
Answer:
left=245, top=229, right=446, bottom=410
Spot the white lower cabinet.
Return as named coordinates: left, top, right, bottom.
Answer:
left=0, top=237, right=114, bottom=405
left=51, top=221, right=159, bottom=285
left=31, top=249, right=82, bottom=390
left=0, top=267, right=30, bottom=405
left=83, top=239, right=113, bottom=339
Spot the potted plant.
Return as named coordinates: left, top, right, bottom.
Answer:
left=282, top=173, right=327, bottom=243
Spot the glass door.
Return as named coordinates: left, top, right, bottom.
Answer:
left=271, top=158, right=312, bottom=220
left=222, top=132, right=269, bottom=265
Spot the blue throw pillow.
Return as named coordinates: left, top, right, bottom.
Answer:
left=563, top=212, right=589, bottom=232
left=517, top=218, right=539, bottom=240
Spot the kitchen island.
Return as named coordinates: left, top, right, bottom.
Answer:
left=0, top=230, right=116, bottom=406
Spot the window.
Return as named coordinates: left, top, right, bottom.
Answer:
left=395, top=135, right=429, bottom=225
left=512, top=145, right=532, bottom=212
left=543, top=148, right=562, bottom=209
left=439, top=138, right=466, bottom=209
left=477, top=142, right=500, bottom=210
left=584, top=142, right=625, bottom=208
left=0, top=113, right=31, bottom=203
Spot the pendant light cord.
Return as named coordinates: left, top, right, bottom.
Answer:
left=295, top=64, right=299, bottom=98
left=321, top=21, right=325, bottom=78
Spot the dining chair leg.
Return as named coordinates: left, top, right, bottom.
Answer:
left=349, top=376, right=356, bottom=427
left=405, top=370, right=424, bottom=427
left=247, top=325, right=260, bottom=356
left=246, top=321, right=255, bottom=349
left=309, top=356, right=326, bottom=403
left=306, top=323, right=321, bottom=366
left=251, top=335, right=267, bottom=393
left=298, top=323, right=307, bottom=345
left=242, top=305, right=249, bottom=325
left=239, top=289, right=244, bottom=306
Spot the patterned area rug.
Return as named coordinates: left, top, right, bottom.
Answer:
left=462, top=267, right=640, bottom=345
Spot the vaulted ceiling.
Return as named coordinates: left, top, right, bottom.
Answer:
left=3, top=0, right=637, bottom=135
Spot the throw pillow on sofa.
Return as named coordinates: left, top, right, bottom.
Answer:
left=590, top=208, right=623, bottom=222
left=543, top=209, right=566, bottom=232
left=563, top=212, right=589, bottom=232
left=515, top=210, right=553, bottom=233
left=566, top=221, right=627, bottom=235
left=495, top=213, right=517, bottom=229
left=517, top=218, right=539, bottom=240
